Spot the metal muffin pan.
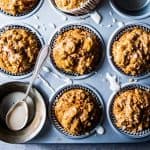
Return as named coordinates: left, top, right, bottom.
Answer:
left=49, top=84, right=104, bottom=139
left=107, top=83, right=150, bottom=139
left=0, top=22, right=44, bottom=80
left=0, top=0, right=149, bottom=144
left=49, top=23, right=105, bottom=80
left=107, top=22, right=150, bottom=80
left=0, top=0, right=44, bottom=19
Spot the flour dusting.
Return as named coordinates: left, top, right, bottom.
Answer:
left=109, top=11, right=125, bottom=27
left=90, top=11, right=102, bottom=24
left=106, top=73, right=120, bottom=91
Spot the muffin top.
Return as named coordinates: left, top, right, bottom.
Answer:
left=113, top=88, right=150, bottom=133
left=52, top=28, right=101, bottom=75
left=112, top=28, right=150, bottom=76
left=0, top=28, right=41, bottom=74
left=0, top=0, right=38, bottom=16
left=54, top=88, right=101, bottom=135
left=54, top=0, right=87, bottom=11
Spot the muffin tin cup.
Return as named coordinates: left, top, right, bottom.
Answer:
left=48, top=22, right=105, bottom=80
left=107, top=22, right=150, bottom=80
left=49, top=84, right=104, bottom=139
left=107, top=83, right=150, bottom=139
left=0, top=0, right=44, bottom=19
left=49, top=0, right=101, bottom=17
left=109, top=0, right=150, bottom=19
left=0, top=23, right=44, bottom=80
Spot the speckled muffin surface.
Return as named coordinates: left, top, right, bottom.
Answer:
left=54, top=0, right=87, bottom=11
left=0, top=28, right=41, bottom=75
left=112, top=28, right=150, bottom=76
left=54, top=88, right=101, bottom=135
left=0, top=0, right=39, bottom=16
left=112, top=88, right=150, bottom=133
left=52, top=28, right=101, bottom=75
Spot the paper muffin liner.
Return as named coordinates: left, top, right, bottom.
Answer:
left=0, top=0, right=42, bottom=18
left=49, top=24, right=105, bottom=79
left=108, top=23, right=150, bottom=79
left=50, top=84, right=104, bottom=138
left=0, top=24, right=43, bottom=78
left=50, top=0, right=101, bottom=16
left=108, top=84, right=150, bottom=138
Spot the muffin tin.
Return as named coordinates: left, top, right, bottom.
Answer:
left=0, top=0, right=149, bottom=144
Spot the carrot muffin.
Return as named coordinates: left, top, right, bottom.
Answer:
left=54, top=88, right=101, bottom=135
left=54, top=0, right=87, bottom=11
left=52, top=28, right=101, bottom=75
left=112, top=28, right=150, bottom=76
left=0, top=28, right=41, bottom=74
left=0, top=0, right=39, bottom=16
left=113, top=88, right=150, bottom=133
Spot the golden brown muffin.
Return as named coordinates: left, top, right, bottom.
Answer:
left=52, top=28, right=101, bottom=75
left=112, top=28, right=150, bottom=76
left=54, top=0, right=87, bottom=11
left=113, top=88, right=150, bottom=133
left=54, top=88, right=101, bottom=135
left=0, top=28, right=41, bottom=74
left=0, top=0, right=38, bottom=16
